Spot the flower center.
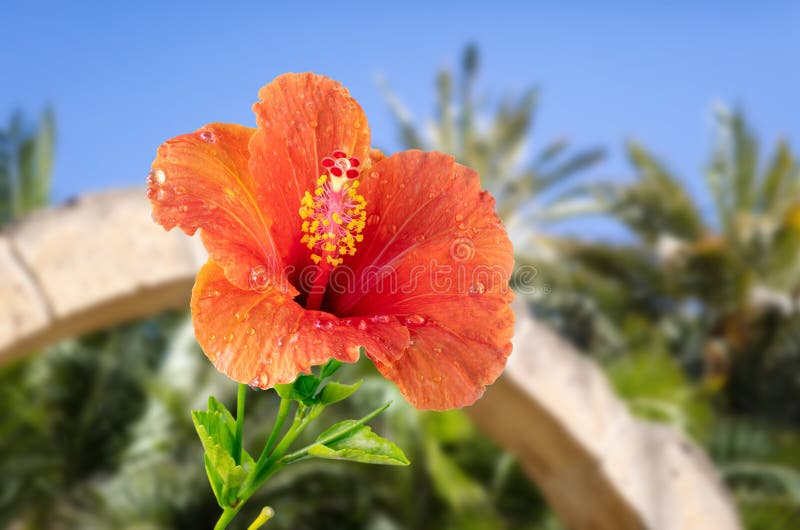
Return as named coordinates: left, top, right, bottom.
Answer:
left=299, top=150, right=366, bottom=268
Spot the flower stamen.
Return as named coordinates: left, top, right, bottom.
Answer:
left=299, top=151, right=367, bottom=268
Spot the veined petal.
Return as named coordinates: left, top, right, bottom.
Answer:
left=148, top=123, right=289, bottom=292
left=373, top=302, right=514, bottom=410
left=330, top=151, right=515, bottom=409
left=191, top=261, right=410, bottom=388
left=249, top=73, right=374, bottom=276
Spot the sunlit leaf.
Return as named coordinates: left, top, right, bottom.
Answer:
left=308, top=421, right=409, bottom=466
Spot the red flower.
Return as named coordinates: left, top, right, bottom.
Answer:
left=147, top=73, right=513, bottom=410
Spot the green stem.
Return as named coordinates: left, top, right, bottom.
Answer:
left=253, top=408, right=309, bottom=477
left=216, top=404, right=316, bottom=530
left=214, top=507, right=241, bottom=530
left=261, top=398, right=291, bottom=461
left=233, top=383, right=247, bottom=464
left=212, top=383, right=388, bottom=529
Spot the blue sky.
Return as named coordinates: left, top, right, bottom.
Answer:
left=1, top=1, right=798, bottom=236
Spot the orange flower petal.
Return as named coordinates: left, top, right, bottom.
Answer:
left=249, top=73, right=374, bottom=275
left=191, top=260, right=411, bottom=388
left=330, top=150, right=515, bottom=409
left=148, top=123, right=290, bottom=293
left=372, top=301, right=514, bottom=410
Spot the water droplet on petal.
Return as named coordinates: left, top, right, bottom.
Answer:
left=468, top=282, right=486, bottom=297
left=155, top=188, right=165, bottom=200
left=174, top=186, right=187, bottom=195
left=314, top=319, right=336, bottom=330
left=249, top=373, right=270, bottom=389
left=179, top=205, right=189, bottom=212
left=148, top=168, right=166, bottom=185
left=235, top=311, right=249, bottom=322
left=249, top=265, right=271, bottom=291
left=199, top=130, right=216, bottom=143
left=357, top=320, right=368, bottom=331
left=404, top=314, right=426, bottom=327
left=247, top=327, right=256, bottom=336
left=224, top=333, right=234, bottom=343
left=367, top=213, right=381, bottom=226
left=455, top=213, right=464, bottom=222
left=371, top=315, right=391, bottom=324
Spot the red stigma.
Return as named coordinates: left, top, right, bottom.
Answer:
left=322, top=151, right=362, bottom=180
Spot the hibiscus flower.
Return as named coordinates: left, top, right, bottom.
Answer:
left=147, top=73, right=514, bottom=410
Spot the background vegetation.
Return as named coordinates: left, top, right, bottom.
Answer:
left=1, top=46, right=798, bottom=529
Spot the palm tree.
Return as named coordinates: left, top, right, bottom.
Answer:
left=542, top=106, right=800, bottom=528
left=0, top=107, right=55, bottom=225
left=378, top=44, right=604, bottom=258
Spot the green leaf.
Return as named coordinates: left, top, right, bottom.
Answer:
left=538, top=147, right=605, bottom=190
left=319, top=358, right=344, bottom=379
left=208, top=396, right=236, bottom=429
left=535, top=137, right=569, bottom=164
left=317, top=380, right=361, bottom=406
left=760, top=139, right=797, bottom=213
left=19, top=107, right=54, bottom=212
left=308, top=421, right=409, bottom=466
left=274, top=374, right=321, bottom=404
left=192, top=402, right=253, bottom=507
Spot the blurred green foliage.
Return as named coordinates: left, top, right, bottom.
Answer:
left=0, top=318, right=560, bottom=529
left=529, top=105, right=800, bottom=526
left=0, top=107, right=55, bottom=224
